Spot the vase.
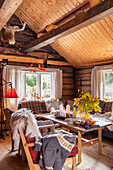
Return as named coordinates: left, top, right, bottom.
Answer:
left=80, top=110, right=90, bottom=118
left=84, top=110, right=90, bottom=118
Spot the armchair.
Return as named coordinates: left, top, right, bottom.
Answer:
left=19, top=123, right=78, bottom=170
left=4, top=107, right=78, bottom=169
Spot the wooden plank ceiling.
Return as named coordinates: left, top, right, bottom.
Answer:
left=14, top=0, right=113, bottom=67
left=51, top=14, right=113, bottom=67
left=15, top=0, right=86, bottom=33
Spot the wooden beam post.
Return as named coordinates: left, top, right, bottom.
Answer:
left=22, top=0, right=113, bottom=53
left=0, top=0, right=24, bottom=31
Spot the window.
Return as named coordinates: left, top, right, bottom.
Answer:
left=20, top=71, right=54, bottom=100
left=41, top=74, right=52, bottom=98
left=104, top=70, right=113, bottom=98
left=26, top=73, right=37, bottom=98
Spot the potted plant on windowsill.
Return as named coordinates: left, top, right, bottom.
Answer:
left=74, top=92, right=101, bottom=117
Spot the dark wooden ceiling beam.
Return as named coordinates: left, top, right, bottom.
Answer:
left=22, top=0, right=113, bottom=53
left=0, top=0, right=24, bottom=31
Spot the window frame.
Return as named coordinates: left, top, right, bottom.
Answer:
left=20, top=71, right=54, bottom=99
left=103, top=69, right=113, bottom=98
left=41, top=73, right=52, bottom=98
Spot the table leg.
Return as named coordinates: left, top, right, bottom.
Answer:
left=111, top=103, right=113, bottom=117
left=98, top=128, right=102, bottom=154
left=78, top=131, right=82, bottom=164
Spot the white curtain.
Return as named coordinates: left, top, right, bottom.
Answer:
left=3, top=65, right=21, bottom=111
left=91, top=65, right=112, bottom=99
left=52, top=70, right=62, bottom=99
left=3, top=66, right=62, bottom=110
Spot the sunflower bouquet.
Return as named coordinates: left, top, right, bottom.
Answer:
left=74, top=92, right=101, bottom=117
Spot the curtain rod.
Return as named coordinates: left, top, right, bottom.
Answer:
left=4, top=65, right=61, bottom=72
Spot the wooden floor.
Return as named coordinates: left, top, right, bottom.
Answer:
left=0, top=132, right=113, bottom=170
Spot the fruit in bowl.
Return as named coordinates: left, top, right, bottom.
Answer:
left=81, top=118, right=96, bottom=126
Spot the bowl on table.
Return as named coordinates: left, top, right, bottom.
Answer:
left=65, top=118, right=75, bottom=124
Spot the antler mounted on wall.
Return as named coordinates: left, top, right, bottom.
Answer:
left=0, top=20, right=26, bottom=46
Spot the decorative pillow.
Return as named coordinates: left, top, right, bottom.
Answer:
left=99, top=101, right=105, bottom=114
left=21, top=100, right=47, bottom=114
left=104, top=102, right=112, bottom=113
left=67, top=100, right=74, bottom=110
left=46, top=99, right=59, bottom=112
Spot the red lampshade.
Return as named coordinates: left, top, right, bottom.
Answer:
left=4, top=88, right=19, bottom=98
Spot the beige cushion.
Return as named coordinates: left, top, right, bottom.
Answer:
left=46, top=99, right=59, bottom=112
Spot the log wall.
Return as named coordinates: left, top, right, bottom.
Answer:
left=75, top=66, right=93, bottom=96
left=75, top=62, right=112, bottom=97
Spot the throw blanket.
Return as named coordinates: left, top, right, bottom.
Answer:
left=35, top=133, right=75, bottom=170
left=10, top=108, right=41, bottom=147
left=93, top=112, right=113, bottom=131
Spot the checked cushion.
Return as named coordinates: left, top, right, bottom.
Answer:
left=21, top=100, right=47, bottom=114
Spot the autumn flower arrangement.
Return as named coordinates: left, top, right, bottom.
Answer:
left=74, top=92, right=101, bottom=117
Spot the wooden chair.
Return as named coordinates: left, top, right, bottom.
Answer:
left=19, top=123, right=78, bottom=170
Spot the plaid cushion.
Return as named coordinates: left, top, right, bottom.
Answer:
left=99, top=101, right=105, bottom=114
left=21, top=100, right=47, bottom=114
left=92, top=101, right=112, bottom=114
left=103, top=102, right=112, bottom=113
left=26, top=135, right=39, bottom=164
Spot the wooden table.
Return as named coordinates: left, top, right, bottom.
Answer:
left=40, top=114, right=112, bottom=164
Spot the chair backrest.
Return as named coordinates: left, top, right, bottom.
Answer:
left=4, top=108, right=15, bottom=132
left=4, top=109, right=12, bottom=131
left=19, top=123, right=59, bottom=169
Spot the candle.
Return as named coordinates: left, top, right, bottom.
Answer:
left=66, top=104, right=70, bottom=113
left=59, top=104, right=63, bottom=111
